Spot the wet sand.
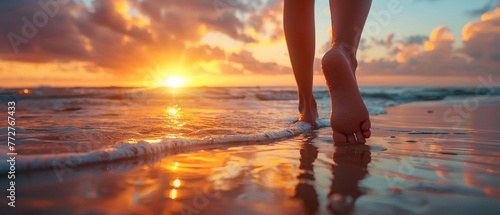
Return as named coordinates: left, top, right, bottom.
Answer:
left=2, top=98, right=500, bottom=215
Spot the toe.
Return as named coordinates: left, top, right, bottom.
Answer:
left=361, top=120, right=371, bottom=132
left=355, top=131, right=366, bottom=144
left=347, top=134, right=357, bottom=144
left=363, top=130, right=371, bottom=138
left=333, top=132, right=347, bottom=145
left=361, top=120, right=371, bottom=138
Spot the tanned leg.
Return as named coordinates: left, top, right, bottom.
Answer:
left=284, top=0, right=318, bottom=125
left=323, top=0, right=372, bottom=144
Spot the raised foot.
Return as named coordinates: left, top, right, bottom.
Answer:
left=322, top=45, right=371, bottom=145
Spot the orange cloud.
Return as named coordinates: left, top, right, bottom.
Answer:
left=462, top=7, right=500, bottom=65
left=0, top=0, right=290, bottom=87
left=359, top=7, right=500, bottom=77
left=424, top=26, right=454, bottom=52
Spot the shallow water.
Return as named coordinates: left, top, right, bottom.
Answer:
left=0, top=86, right=499, bottom=172
left=1, top=99, right=499, bottom=214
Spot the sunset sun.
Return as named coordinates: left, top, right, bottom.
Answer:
left=162, top=76, right=186, bottom=88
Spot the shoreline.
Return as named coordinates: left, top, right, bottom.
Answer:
left=1, top=97, right=499, bottom=214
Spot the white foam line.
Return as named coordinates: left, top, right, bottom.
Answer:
left=0, top=120, right=329, bottom=173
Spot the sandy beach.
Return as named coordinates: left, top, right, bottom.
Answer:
left=1, top=96, right=499, bottom=215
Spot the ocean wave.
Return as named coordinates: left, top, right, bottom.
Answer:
left=4, top=86, right=498, bottom=103
left=0, top=120, right=329, bottom=173
left=256, top=93, right=297, bottom=101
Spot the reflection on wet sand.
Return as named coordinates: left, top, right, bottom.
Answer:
left=294, top=132, right=372, bottom=215
left=294, top=132, right=320, bottom=213
left=329, top=145, right=371, bottom=214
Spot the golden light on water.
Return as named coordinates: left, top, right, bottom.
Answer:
left=162, top=76, right=186, bottom=88
left=167, top=106, right=181, bottom=116
left=169, top=189, right=178, bottom=199
left=144, top=139, right=162, bottom=144
left=172, top=178, right=181, bottom=188
left=165, top=106, right=185, bottom=133
left=173, top=162, right=179, bottom=171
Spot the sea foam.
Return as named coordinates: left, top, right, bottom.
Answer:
left=0, top=120, right=329, bottom=173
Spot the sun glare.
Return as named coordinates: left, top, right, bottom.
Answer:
left=162, top=76, right=186, bottom=88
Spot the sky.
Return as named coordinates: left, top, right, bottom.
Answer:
left=0, top=0, right=499, bottom=87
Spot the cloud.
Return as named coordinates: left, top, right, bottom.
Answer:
left=0, top=0, right=90, bottom=62
left=226, top=50, right=291, bottom=74
left=423, top=26, right=454, bottom=52
left=384, top=33, right=395, bottom=47
left=359, top=7, right=500, bottom=77
left=462, top=7, right=500, bottom=70
left=360, top=26, right=469, bottom=76
left=465, top=0, right=496, bottom=17
left=402, top=35, right=428, bottom=45
left=462, top=7, right=500, bottom=57
left=372, top=33, right=395, bottom=49
left=247, top=0, right=284, bottom=41
left=0, top=0, right=289, bottom=80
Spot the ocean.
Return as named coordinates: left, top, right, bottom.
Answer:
left=0, top=86, right=498, bottom=172
left=1, top=86, right=500, bottom=214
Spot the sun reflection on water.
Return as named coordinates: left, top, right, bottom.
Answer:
left=173, top=162, right=179, bottom=171
left=172, top=178, right=181, bottom=188
left=167, top=106, right=180, bottom=116
left=165, top=105, right=186, bottom=133
left=169, top=189, right=178, bottom=199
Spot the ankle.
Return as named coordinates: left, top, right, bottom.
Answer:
left=302, top=97, right=317, bottom=109
left=330, top=43, right=358, bottom=71
left=298, top=92, right=316, bottom=109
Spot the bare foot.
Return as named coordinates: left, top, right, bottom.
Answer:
left=322, top=45, right=371, bottom=144
left=298, top=94, right=319, bottom=126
